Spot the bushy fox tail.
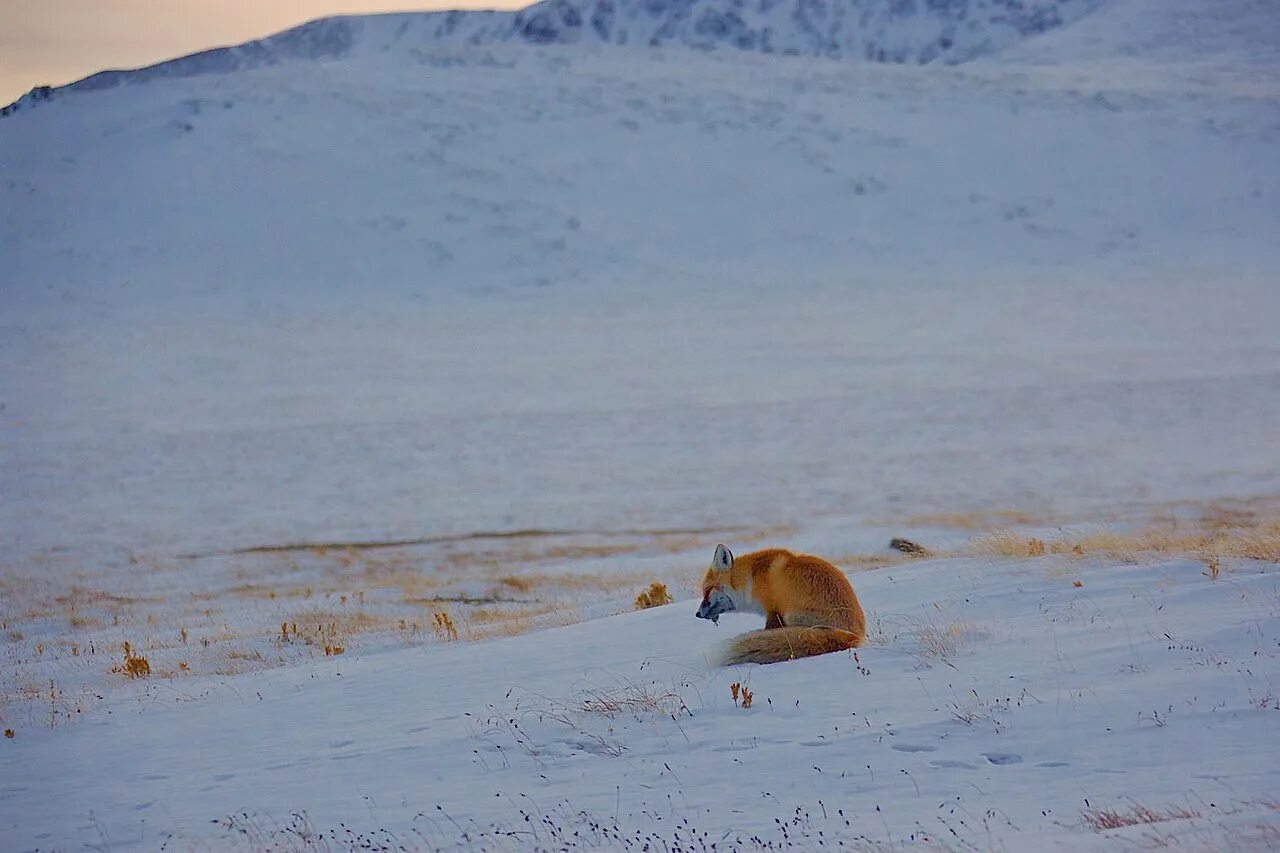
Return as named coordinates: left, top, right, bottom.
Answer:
left=721, top=626, right=860, bottom=665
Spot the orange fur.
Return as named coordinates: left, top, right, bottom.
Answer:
left=699, top=547, right=866, bottom=665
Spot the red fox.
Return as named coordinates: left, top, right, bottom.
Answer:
left=696, top=544, right=866, bottom=665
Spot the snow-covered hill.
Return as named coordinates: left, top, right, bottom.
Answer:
left=3, top=0, right=1277, bottom=562
left=2, top=0, right=1108, bottom=116
left=992, top=0, right=1280, bottom=67
left=2, top=1, right=1279, bottom=847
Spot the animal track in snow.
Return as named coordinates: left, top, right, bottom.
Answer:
left=891, top=743, right=937, bottom=753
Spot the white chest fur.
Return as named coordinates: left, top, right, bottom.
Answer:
left=727, top=579, right=765, bottom=615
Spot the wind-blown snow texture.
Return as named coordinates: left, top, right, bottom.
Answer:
left=1, top=0, right=1279, bottom=848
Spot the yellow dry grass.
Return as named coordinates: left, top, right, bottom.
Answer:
left=634, top=582, right=674, bottom=610
left=432, top=611, right=459, bottom=642
left=468, top=602, right=566, bottom=624
left=969, top=513, right=1280, bottom=564
left=494, top=575, right=536, bottom=593
left=53, top=586, right=158, bottom=609
left=281, top=609, right=393, bottom=641
left=165, top=525, right=788, bottom=652
left=466, top=604, right=577, bottom=641
left=833, top=552, right=913, bottom=571
left=190, top=582, right=320, bottom=601
left=22, top=507, right=1273, bottom=734
left=107, top=641, right=152, bottom=679
left=901, top=509, right=1043, bottom=530
left=489, top=570, right=656, bottom=594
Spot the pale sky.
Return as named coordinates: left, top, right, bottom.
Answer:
left=0, top=0, right=527, bottom=105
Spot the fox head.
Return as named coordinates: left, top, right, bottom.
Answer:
left=695, top=544, right=735, bottom=624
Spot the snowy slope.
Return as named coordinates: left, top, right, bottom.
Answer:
left=2, top=0, right=1278, bottom=563
left=992, top=0, right=1280, bottom=67
left=2, top=1, right=1279, bottom=848
left=1, top=0, right=1108, bottom=116
left=4, top=552, right=1279, bottom=849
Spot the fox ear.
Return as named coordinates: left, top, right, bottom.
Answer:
left=712, top=544, right=733, bottom=572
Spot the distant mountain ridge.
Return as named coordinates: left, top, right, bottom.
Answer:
left=3, top=0, right=1106, bottom=114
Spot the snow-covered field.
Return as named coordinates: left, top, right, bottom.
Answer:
left=2, top=0, right=1278, bottom=847
left=6, top=548, right=1280, bottom=850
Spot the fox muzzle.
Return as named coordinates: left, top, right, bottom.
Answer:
left=695, top=588, right=735, bottom=624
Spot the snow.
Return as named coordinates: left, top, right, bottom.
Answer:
left=3, top=8, right=1277, bottom=561
left=4, top=554, right=1279, bottom=849
left=2, top=0, right=1279, bottom=847
left=0, top=0, right=1106, bottom=111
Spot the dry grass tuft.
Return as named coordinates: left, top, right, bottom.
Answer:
left=913, top=615, right=979, bottom=659
left=575, top=681, right=689, bottom=717
left=488, top=678, right=691, bottom=760
left=1081, top=801, right=1201, bottom=831
left=432, top=611, right=459, bottom=642
left=634, top=582, right=673, bottom=610
left=112, top=641, right=151, bottom=678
